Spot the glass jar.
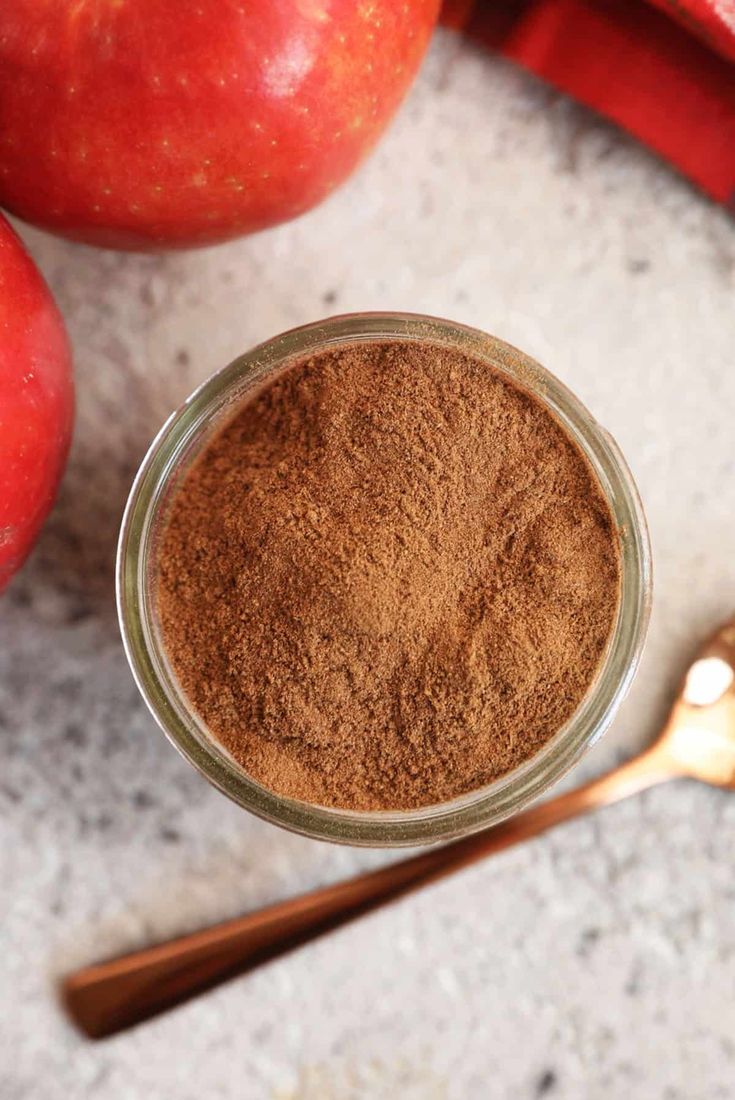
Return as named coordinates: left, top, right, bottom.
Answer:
left=117, top=313, right=652, bottom=847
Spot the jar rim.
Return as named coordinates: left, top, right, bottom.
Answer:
left=117, top=312, right=652, bottom=847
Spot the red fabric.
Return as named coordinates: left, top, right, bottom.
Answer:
left=646, top=0, right=735, bottom=62
left=442, top=0, right=735, bottom=207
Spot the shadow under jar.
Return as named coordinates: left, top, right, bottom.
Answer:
left=117, top=313, right=651, bottom=847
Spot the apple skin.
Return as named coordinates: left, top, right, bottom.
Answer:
left=0, top=216, right=74, bottom=592
left=0, top=1, right=439, bottom=250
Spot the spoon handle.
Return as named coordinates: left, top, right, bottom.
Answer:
left=63, top=748, right=672, bottom=1039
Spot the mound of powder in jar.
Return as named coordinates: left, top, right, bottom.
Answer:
left=157, top=339, right=620, bottom=811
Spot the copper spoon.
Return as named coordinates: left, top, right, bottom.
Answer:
left=63, top=617, right=735, bottom=1039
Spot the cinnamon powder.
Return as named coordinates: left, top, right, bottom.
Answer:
left=157, top=340, right=620, bottom=811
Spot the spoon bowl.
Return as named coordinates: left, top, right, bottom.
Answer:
left=654, top=618, right=735, bottom=788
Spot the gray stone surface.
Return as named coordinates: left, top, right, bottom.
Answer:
left=2, top=32, right=735, bottom=1100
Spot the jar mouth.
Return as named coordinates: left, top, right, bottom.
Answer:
left=117, top=312, right=652, bottom=847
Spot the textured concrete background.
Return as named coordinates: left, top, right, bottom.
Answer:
left=2, top=32, right=735, bottom=1100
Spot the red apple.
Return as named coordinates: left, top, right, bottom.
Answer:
left=0, top=216, right=73, bottom=592
left=0, top=0, right=439, bottom=250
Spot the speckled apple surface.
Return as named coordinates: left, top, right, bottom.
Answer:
left=2, top=33, right=735, bottom=1100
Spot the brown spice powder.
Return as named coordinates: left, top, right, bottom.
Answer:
left=157, top=340, right=620, bottom=811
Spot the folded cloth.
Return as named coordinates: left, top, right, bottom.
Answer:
left=442, top=0, right=735, bottom=207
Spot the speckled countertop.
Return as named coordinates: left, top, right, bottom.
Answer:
left=3, top=32, right=735, bottom=1100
